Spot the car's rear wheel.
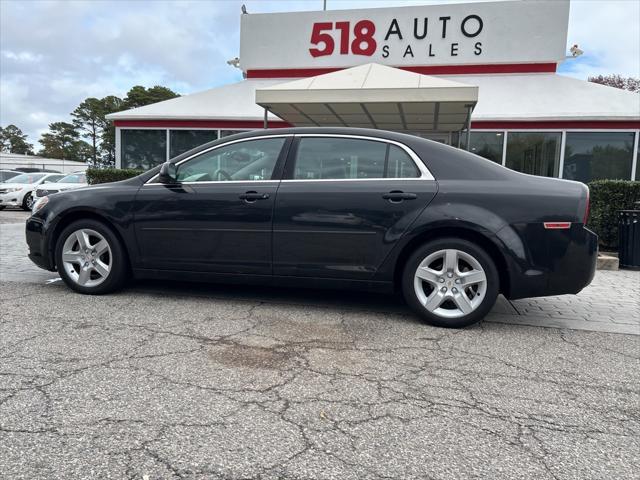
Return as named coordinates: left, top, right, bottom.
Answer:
left=402, top=238, right=499, bottom=328
left=22, top=192, right=34, bottom=211
left=55, top=219, right=128, bottom=294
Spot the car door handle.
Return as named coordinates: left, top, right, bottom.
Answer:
left=239, top=191, right=270, bottom=202
left=382, top=191, right=417, bottom=202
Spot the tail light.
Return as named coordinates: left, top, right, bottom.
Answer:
left=583, top=189, right=590, bottom=225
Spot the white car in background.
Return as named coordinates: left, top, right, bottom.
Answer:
left=35, top=172, right=88, bottom=199
left=0, top=172, right=64, bottom=211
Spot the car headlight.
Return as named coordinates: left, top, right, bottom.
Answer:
left=31, top=195, right=49, bottom=214
left=4, top=187, right=22, bottom=193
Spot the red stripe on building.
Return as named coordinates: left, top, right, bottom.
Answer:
left=246, top=62, right=558, bottom=78
left=113, top=120, right=292, bottom=128
left=471, top=121, right=640, bottom=129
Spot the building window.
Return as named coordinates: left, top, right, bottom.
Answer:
left=464, top=131, right=504, bottom=163
left=506, top=132, right=561, bottom=177
left=121, top=129, right=166, bottom=170
left=169, top=130, right=219, bottom=158
left=563, top=132, right=635, bottom=183
left=221, top=130, right=249, bottom=138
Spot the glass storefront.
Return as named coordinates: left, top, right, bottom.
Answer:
left=465, top=131, right=504, bottom=163
left=119, top=127, right=638, bottom=180
left=169, top=130, right=219, bottom=158
left=563, top=132, right=635, bottom=183
left=506, top=132, right=562, bottom=177
left=121, top=129, right=167, bottom=170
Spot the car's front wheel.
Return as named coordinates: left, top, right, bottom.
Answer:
left=402, top=238, right=499, bottom=328
left=55, top=219, right=128, bottom=294
left=22, top=192, right=34, bottom=211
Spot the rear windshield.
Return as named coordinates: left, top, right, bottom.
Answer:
left=5, top=173, right=46, bottom=184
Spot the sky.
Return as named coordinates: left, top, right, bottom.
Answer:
left=1, top=0, right=639, bottom=145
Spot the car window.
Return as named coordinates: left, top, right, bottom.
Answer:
left=57, top=174, right=87, bottom=183
left=43, top=175, right=64, bottom=183
left=387, top=145, right=420, bottom=178
left=294, top=138, right=387, bottom=180
left=176, top=137, right=286, bottom=182
left=5, top=173, right=46, bottom=184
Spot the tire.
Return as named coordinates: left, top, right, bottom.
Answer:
left=402, top=238, right=499, bottom=328
left=0, top=206, right=5, bottom=210
left=54, top=219, right=129, bottom=294
left=22, top=192, right=34, bottom=211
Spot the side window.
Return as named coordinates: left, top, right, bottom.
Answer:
left=387, top=145, right=420, bottom=178
left=176, top=137, right=286, bottom=182
left=294, top=138, right=386, bottom=180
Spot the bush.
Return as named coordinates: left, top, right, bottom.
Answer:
left=588, top=180, right=640, bottom=250
left=86, top=168, right=144, bottom=185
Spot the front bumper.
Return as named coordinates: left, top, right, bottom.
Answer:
left=26, top=216, right=56, bottom=271
left=0, top=191, right=25, bottom=207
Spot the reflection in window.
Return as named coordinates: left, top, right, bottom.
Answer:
left=387, top=145, right=419, bottom=178
left=465, top=131, right=504, bottom=163
left=121, top=129, right=166, bottom=170
left=175, top=138, right=285, bottom=182
left=294, top=138, right=386, bottom=180
left=563, top=132, right=635, bottom=183
left=170, top=130, right=218, bottom=158
left=506, top=132, right=561, bottom=177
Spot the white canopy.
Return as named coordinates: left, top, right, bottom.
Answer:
left=255, top=63, right=478, bottom=132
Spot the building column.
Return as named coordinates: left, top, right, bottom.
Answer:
left=263, top=107, right=268, bottom=129
left=464, top=105, right=473, bottom=151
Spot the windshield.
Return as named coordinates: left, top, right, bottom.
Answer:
left=57, top=173, right=87, bottom=183
left=4, top=173, right=46, bottom=184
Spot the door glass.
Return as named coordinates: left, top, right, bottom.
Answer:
left=294, top=138, right=387, bottom=179
left=387, top=145, right=419, bottom=178
left=176, top=137, right=286, bottom=182
left=563, top=132, right=635, bottom=182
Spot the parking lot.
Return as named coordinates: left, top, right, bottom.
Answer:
left=1, top=209, right=639, bottom=479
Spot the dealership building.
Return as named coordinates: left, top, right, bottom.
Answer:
left=108, top=0, right=640, bottom=183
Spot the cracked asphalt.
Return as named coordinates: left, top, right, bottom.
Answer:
left=1, top=210, right=639, bottom=479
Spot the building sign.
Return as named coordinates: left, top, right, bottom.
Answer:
left=240, top=0, right=569, bottom=72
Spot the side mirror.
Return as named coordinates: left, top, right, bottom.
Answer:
left=158, top=162, right=178, bottom=184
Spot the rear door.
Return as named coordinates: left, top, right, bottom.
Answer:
left=272, top=134, right=437, bottom=280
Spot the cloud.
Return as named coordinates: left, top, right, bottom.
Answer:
left=1, top=0, right=638, bottom=145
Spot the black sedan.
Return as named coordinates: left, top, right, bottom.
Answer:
left=26, top=128, right=597, bottom=328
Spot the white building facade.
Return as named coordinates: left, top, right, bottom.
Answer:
left=108, top=0, right=640, bottom=183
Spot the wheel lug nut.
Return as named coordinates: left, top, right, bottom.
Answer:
left=452, top=287, right=458, bottom=293
left=447, top=272, right=453, bottom=278
left=439, top=278, right=445, bottom=283
left=455, top=279, right=461, bottom=284
left=441, top=287, right=447, bottom=292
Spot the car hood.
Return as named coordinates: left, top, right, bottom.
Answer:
left=0, top=183, right=32, bottom=189
left=41, top=183, right=88, bottom=190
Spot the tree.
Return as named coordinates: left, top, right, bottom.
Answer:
left=71, top=98, right=104, bottom=165
left=588, top=75, right=639, bottom=93
left=0, top=124, right=34, bottom=154
left=123, top=85, right=180, bottom=109
left=98, top=95, right=125, bottom=167
left=38, top=121, right=91, bottom=162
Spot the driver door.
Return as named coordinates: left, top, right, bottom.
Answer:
left=133, top=136, right=291, bottom=275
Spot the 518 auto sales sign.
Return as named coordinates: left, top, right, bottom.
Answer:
left=239, top=0, right=569, bottom=72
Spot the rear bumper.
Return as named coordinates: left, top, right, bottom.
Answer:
left=504, top=224, right=598, bottom=300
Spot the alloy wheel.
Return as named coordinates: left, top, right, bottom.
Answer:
left=25, top=194, right=34, bottom=209
left=61, top=228, right=112, bottom=287
left=413, top=248, right=487, bottom=319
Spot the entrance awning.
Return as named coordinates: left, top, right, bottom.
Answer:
left=255, top=63, right=478, bottom=132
